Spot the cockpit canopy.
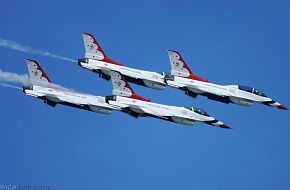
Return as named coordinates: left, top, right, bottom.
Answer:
left=238, top=85, right=267, bottom=97
left=191, top=107, right=210, bottom=116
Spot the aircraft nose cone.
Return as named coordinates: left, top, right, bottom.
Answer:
left=220, top=124, right=231, bottom=129
left=277, top=104, right=288, bottom=110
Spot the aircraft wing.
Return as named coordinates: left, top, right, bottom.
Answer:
left=166, top=80, right=187, bottom=88
left=46, top=94, right=88, bottom=105
left=138, top=106, right=173, bottom=119
left=108, top=100, right=172, bottom=118
left=187, top=84, right=228, bottom=97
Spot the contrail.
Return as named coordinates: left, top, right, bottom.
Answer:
left=0, top=38, right=76, bottom=63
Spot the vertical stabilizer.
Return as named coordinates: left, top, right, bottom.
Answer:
left=110, top=71, right=150, bottom=102
left=26, top=59, right=51, bottom=84
left=167, top=50, right=208, bottom=82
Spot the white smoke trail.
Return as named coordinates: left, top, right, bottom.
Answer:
left=0, top=83, right=22, bottom=90
left=0, top=38, right=76, bottom=63
left=0, top=69, right=74, bottom=91
left=0, top=69, right=29, bottom=85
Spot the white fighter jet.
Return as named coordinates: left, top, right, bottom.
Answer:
left=105, top=70, right=230, bottom=129
left=77, top=33, right=166, bottom=90
left=22, top=59, right=230, bottom=128
left=22, top=59, right=116, bottom=114
left=164, top=50, right=287, bottom=110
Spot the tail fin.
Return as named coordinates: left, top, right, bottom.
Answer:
left=82, top=32, right=107, bottom=60
left=110, top=71, right=150, bottom=102
left=82, top=32, right=123, bottom=66
left=26, top=59, right=51, bottom=84
left=167, top=50, right=208, bottom=82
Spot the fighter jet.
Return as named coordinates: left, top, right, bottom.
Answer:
left=77, top=33, right=166, bottom=90
left=22, top=59, right=229, bottom=128
left=164, top=50, right=287, bottom=110
left=105, top=70, right=230, bottom=128
left=22, top=59, right=116, bottom=114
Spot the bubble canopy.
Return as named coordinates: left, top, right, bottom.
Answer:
left=238, top=85, right=267, bottom=97
left=190, top=107, right=210, bottom=116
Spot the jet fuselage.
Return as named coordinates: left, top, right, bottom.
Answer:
left=106, top=94, right=227, bottom=127
left=166, top=75, right=282, bottom=108
left=165, top=50, right=287, bottom=109
left=78, top=58, right=166, bottom=90
left=23, top=84, right=114, bottom=114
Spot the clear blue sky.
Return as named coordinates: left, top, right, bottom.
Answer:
left=0, top=0, right=289, bottom=189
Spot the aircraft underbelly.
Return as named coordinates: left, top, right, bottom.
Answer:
left=88, top=105, right=112, bottom=114
left=229, top=96, right=252, bottom=106
left=108, top=69, right=165, bottom=90
left=100, top=69, right=110, bottom=76
left=171, top=116, right=194, bottom=126
left=46, top=96, right=62, bottom=103
left=187, top=86, right=204, bottom=94
left=129, top=106, right=146, bottom=114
